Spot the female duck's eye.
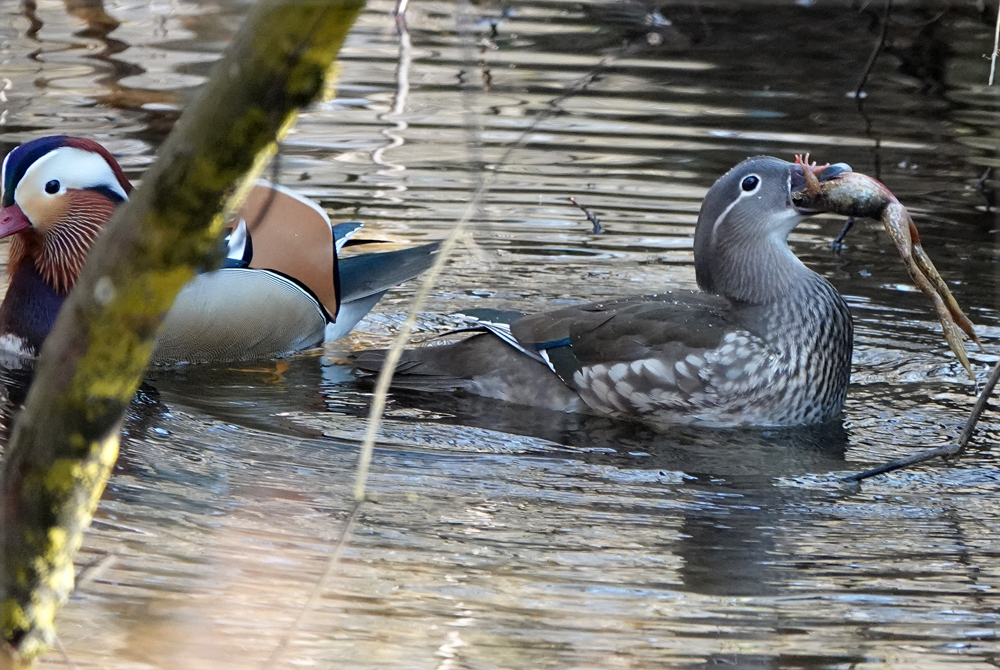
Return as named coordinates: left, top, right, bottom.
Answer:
left=741, top=175, right=760, bottom=192
left=44, top=180, right=60, bottom=194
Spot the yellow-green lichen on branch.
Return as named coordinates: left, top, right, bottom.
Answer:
left=1, top=434, right=118, bottom=663
left=68, top=266, right=195, bottom=411
left=0, top=0, right=364, bottom=663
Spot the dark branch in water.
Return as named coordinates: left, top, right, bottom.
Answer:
left=976, top=167, right=995, bottom=212
left=854, top=0, right=893, bottom=99
left=568, top=197, right=604, bottom=234
left=844, top=356, right=1000, bottom=482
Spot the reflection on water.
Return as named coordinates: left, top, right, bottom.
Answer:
left=2, top=0, right=1000, bottom=667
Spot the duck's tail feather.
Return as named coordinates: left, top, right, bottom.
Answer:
left=351, top=334, right=585, bottom=410
left=338, top=241, right=440, bottom=304
left=352, top=340, right=472, bottom=393
left=324, top=291, right=386, bottom=342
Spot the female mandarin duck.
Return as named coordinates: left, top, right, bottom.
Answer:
left=0, top=136, right=438, bottom=365
left=356, top=156, right=854, bottom=427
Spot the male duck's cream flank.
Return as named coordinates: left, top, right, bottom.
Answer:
left=0, top=136, right=438, bottom=365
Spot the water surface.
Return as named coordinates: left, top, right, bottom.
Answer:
left=2, top=0, right=1000, bottom=667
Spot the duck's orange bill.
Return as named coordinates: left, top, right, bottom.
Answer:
left=0, top=204, right=31, bottom=238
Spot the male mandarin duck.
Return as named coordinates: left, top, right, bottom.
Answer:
left=0, top=136, right=438, bottom=365
left=355, top=156, right=855, bottom=427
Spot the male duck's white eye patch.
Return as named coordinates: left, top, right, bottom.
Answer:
left=14, top=146, right=128, bottom=228
left=740, top=174, right=761, bottom=193
left=16, top=146, right=128, bottom=202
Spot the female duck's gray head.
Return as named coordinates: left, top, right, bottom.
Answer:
left=693, top=156, right=847, bottom=305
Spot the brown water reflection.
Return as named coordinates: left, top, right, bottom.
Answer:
left=2, top=0, right=1000, bottom=667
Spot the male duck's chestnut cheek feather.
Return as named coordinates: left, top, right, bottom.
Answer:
left=31, top=190, right=115, bottom=295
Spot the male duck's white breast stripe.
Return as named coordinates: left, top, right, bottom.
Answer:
left=1, top=152, right=10, bottom=202
left=226, top=219, right=249, bottom=262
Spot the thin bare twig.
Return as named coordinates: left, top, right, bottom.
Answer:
left=844, top=356, right=1000, bottom=482
left=53, top=635, right=80, bottom=670
left=352, top=31, right=628, bottom=504
left=990, top=1, right=999, bottom=85
left=567, top=197, right=603, bottom=234
left=75, top=553, right=117, bottom=589
left=260, top=501, right=362, bottom=670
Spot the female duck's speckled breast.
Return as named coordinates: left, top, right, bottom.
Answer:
left=572, top=274, right=852, bottom=426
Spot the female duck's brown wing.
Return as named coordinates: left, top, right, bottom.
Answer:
left=505, top=293, right=753, bottom=414
left=237, top=182, right=339, bottom=317
left=353, top=293, right=744, bottom=411
left=509, top=292, right=739, bottom=380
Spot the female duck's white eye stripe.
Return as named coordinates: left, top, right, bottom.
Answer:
left=711, top=174, right=764, bottom=238
left=16, top=147, right=129, bottom=202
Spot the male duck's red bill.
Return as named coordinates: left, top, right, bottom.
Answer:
left=0, top=136, right=438, bottom=365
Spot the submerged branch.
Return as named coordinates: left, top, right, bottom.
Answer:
left=567, top=197, right=604, bottom=234
left=844, top=357, right=1000, bottom=482
left=854, top=0, right=892, bottom=98
left=0, top=0, right=362, bottom=662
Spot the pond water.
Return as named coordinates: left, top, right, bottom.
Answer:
left=3, top=0, right=1000, bottom=668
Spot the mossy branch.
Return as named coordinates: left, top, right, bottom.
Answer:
left=0, top=0, right=363, bottom=663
